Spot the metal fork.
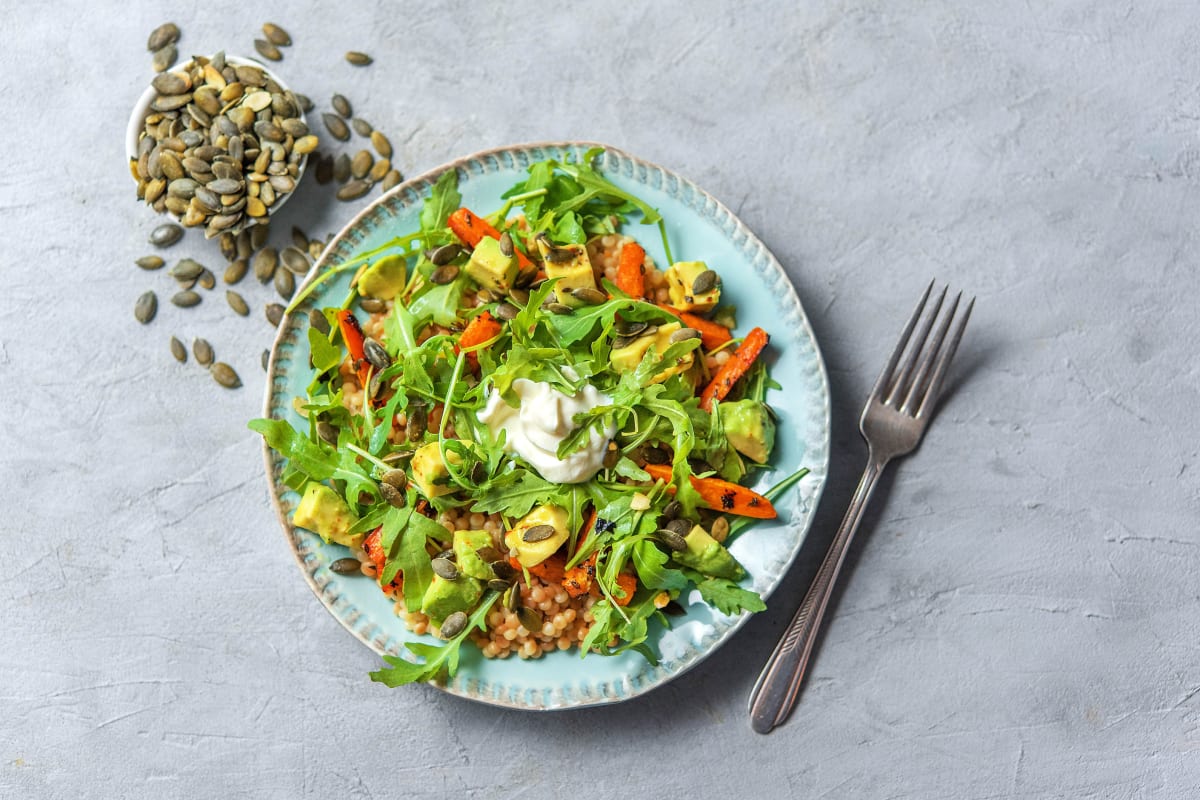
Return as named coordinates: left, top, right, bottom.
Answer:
left=748, top=280, right=974, bottom=734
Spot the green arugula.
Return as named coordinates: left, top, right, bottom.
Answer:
left=420, top=170, right=462, bottom=233
left=369, top=591, right=500, bottom=686
left=689, top=573, right=767, bottom=616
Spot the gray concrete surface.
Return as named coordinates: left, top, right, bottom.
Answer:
left=2, top=2, right=1198, bottom=797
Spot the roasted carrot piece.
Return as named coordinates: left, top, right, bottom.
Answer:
left=363, top=526, right=402, bottom=587
left=615, top=241, right=646, bottom=299
left=456, top=311, right=502, bottom=351
left=337, top=309, right=370, bottom=384
left=613, top=572, right=638, bottom=607
left=510, top=553, right=566, bottom=585
left=563, top=555, right=596, bottom=598
left=699, top=326, right=769, bottom=412
left=643, top=463, right=776, bottom=519
left=446, top=207, right=533, bottom=270
left=655, top=304, right=733, bottom=350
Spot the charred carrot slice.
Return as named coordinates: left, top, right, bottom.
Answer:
left=643, top=463, right=776, bottom=519
left=655, top=304, right=733, bottom=350
left=510, top=553, right=567, bottom=585
left=613, top=572, right=638, bottom=606
left=337, top=309, right=370, bottom=384
left=561, top=507, right=599, bottom=597
left=446, top=207, right=533, bottom=270
left=615, top=241, right=646, bottom=299
left=699, top=326, right=769, bottom=412
left=363, top=527, right=402, bottom=587
left=455, top=311, right=502, bottom=351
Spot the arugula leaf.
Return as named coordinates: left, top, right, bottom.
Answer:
left=614, top=457, right=650, bottom=481
left=393, top=509, right=441, bottom=611
left=520, top=161, right=553, bottom=220
left=308, top=327, right=342, bottom=374
left=579, top=600, right=616, bottom=656
left=693, top=576, right=766, bottom=616
left=553, top=211, right=585, bottom=244
left=248, top=419, right=369, bottom=487
left=408, top=279, right=465, bottom=327
left=632, top=539, right=688, bottom=591
left=470, top=468, right=567, bottom=518
left=369, top=591, right=499, bottom=686
left=420, top=169, right=461, bottom=233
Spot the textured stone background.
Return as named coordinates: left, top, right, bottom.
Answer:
left=3, top=2, right=1198, bottom=797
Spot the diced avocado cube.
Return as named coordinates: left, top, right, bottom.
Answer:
left=293, top=483, right=363, bottom=548
left=357, top=254, right=408, bottom=301
left=465, top=236, right=519, bottom=293
left=453, top=529, right=495, bottom=580
left=609, top=321, right=695, bottom=384
left=410, top=441, right=464, bottom=499
left=672, top=524, right=744, bottom=580
left=503, top=505, right=570, bottom=568
left=534, top=238, right=596, bottom=307
left=666, top=261, right=721, bottom=312
left=420, top=573, right=483, bottom=626
left=722, top=399, right=776, bottom=464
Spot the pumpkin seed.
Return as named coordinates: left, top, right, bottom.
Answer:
left=379, top=481, right=406, bottom=509
left=136, top=255, right=165, bottom=270
left=193, top=338, right=214, bottom=366
left=546, top=302, right=573, bottom=315
left=470, top=461, right=488, bottom=484
left=262, top=22, right=291, bottom=46
left=370, top=130, right=392, bottom=158
left=223, top=259, right=248, bottom=284
left=217, top=231, right=236, bottom=261
left=517, top=606, right=542, bottom=633
left=406, top=405, right=428, bottom=439
left=490, top=560, right=516, bottom=582
left=439, top=611, right=468, bottom=639
left=643, top=445, right=669, bottom=464
left=669, top=327, right=702, bottom=343
left=603, top=446, right=620, bottom=469
left=571, top=287, right=607, bottom=305
left=261, top=349, right=270, bottom=371
left=360, top=298, right=385, bottom=313
left=197, top=268, right=215, bottom=290
left=494, top=302, right=518, bottom=321
left=254, top=39, right=282, bottom=61
left=381, top=169, right=402, bottom=192
left=663, top=600, right=687, bottom=616
left=363, top=338, right=391, bottom=371
left=429, top=265, right=459, bottom=285
left=429, top=243, right=462, bottom=266
left=171, top=290, right=201, bottom=308
left=345, top=51, right=373, bottom=65
left=134, top=291, right=157, bottom=324
left=226, top=290, right=249, bottom=316
left=614, top=320, right=648, bottom=336
left=330, top=557, right=360, bottom=575
left=317, top=421, right=338, bottom=444
left=265, top=302, right=285, bottom=326
left=522, top=524, right=556, bottom=543
left=280, top=246, right=310, bottom=274
left=331, top=94, right=352, bottom=117
left=169, top=336, right=187, bottom=362
left=150, top=223, right=183, bottom=247
left=509, top=288, right=530, bottom=305
left=151, top=71, right=189, bottom=95
left=655, top=528, right=689, bottom=553
left=293, top=134, right=319, bottom=155
left=350, top=150, right=373, bottom=179
left=666, top=518, right=692, bottom=536
left=336, top=179, right=371, bottom=200
left=289, top=226, right=308, bottom=251
left=211, top=362, right=241, bottom=388
left=431, top=557, right=459, bottom=581
left=274, top=268, right=294, bottom=299
left=351, top=118, right=373, bottom=137
left=710, top=516, right=730, bottom=543
left=321, top=113, right=350, bottom=141
left=436, top=549, right=456, bottom=562
left=504, top=586, right=520, bottom=611
left=368, top=158, right=390, bottom=183
left=151, top=43, right=177, bottom=73
left=309, top=308, right=331, bottom=334
left=253, top=248, right=278, bottom=282
left=498, top=232, right=514, bottom=257
left=147, top=22, right=180, bottom=51
left=333, top=153, right=351, bottom=183
left=691, top=269, right=720, bottom=295
left=662, top=500, right=682, bottom=519
left=486, top=578, right=511, bottom=592
left=315, top=153, right=334, bottom=184
left=381, top=469, right=408, bottom=491
left=235, top=229, right=252, bottom=259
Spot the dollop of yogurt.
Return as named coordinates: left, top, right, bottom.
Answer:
left=477, top=379, right=615, bottom=484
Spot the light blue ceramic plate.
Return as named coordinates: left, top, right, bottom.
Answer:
left=262, top=142, right=830, bottom=710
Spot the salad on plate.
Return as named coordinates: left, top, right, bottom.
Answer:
left=250, top=147, right=808, bottom=687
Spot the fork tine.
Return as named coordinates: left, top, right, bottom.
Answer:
left=869, top=280, right=933, bottom=401
left=901, top=291, right=960, bottom=414
left=916, top=296, right=974, bottom=419
left=884, top=284, right=946, bottom=406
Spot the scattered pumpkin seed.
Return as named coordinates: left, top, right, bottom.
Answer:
left=317, top=420, right=339, bottom=444
left=265, top=302, right=285, bottom=326
left=368, top=157, right=390, bottom=183
left=150, top=223, right=184, bottom=247
left=274, top=268, right=295, bottom=299
left=151, top=43, right=177, bottom=73
left=571, top=287, right=607, bottom=305
left=309, top=308, right=331, bottom=334
left=171, top=290, right=201, bottom=308
left=280, top=246, right=310, bottom=274
left=315, top=154, right=334, bottom=184
left=262, top=22, right=291, bottom=46
left=363, top=338, right=391, bottom=371
left=504, top=585, right=519, bottom=611
left=169, top=336, right=187, bottom=362
left=336, top=179, right=371, bottom=200
left=351, top=118, right=372, bottom=137
left=381, top=470, right=408, bottom=491
left=169, top=258, right=204, bottom=282
left=147, top=22, right=180, bottom=51
left=494, top=302, right=518, bottom=321
left=367, top=130, right=392, bottom=159
left=290, top=226, right=309, bottom=251
left=431, top=557, right=459, bottom=581
left=211, top=362, right=241, bottom=388
left=498, top=232, right=514, bottom=257
left=322, top=113, right=350, bottom=141
left=223, top=259, right=248, bottom=284
left=218, top=231, right=236, bottom=261
left=666, top=518, right=692, bottom=536
left=429, top=265, right=459, bottom=285
left=261, top=349, right=270, bottom=371
left=360, top=297, right=385, bottom=313
left=254, top=39, right=282, bottom=61
left=509, top=288, right=530, bottom=305
left=655, top=528, right=689, bottom=553
left=643, top=445, right=669, bottom=464
left=226, top=290, right=249, bottom=316
left=691, top=269, right=720, bottom=295
left=380, top=169, right=402, bottom=192
left=663, top=600, right=686, bottom=616
left=439, top=611, right=468, bottom=639
left=710, top=516, right=730, bottom=543
left=136, top=255, right=165, bottom=270
left=251, top=221, right=270, bottom=251
left=350, top=150, right=373, bottom=179
left=333, top=153, right=351, bottom=183
left=345, top=51, right=373, bottom=65
left=546, top=302, right=573, bottom=315
left=193, top=338, right=214, bottom=366
left=379, top=481, right=407, bottom=508
left=662, top=500, right=683, bottom=519
left=236, top=229, right=252, bottom=259
left=490, top=560, right=516, bottom=582
left=331, top=94, right=352, bottom=117
left=253, top=248, right=278, bottom=282
left=330, top=557, right=360, bottom=575
left=151, top=71, right=189, bottom=95
left=134, top=291, right=157, bottom=324
left=669, top=327, right=702, bottom=343
left=197, top=268, right=215, bottom=290
left=517, top=606, right=542, bottom=633
left=522, top=524, right=556, bottom=543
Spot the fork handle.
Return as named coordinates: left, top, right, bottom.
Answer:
left=748, top=454, right=888, bottom=734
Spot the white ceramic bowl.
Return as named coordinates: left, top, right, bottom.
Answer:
left=126, top=54, right=309, bottom=229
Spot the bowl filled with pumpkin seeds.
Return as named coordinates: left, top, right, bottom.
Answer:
left=127, top=53, right=316, bottom=238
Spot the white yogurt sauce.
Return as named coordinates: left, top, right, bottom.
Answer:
left=477, top=378, right=614, bottom=484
